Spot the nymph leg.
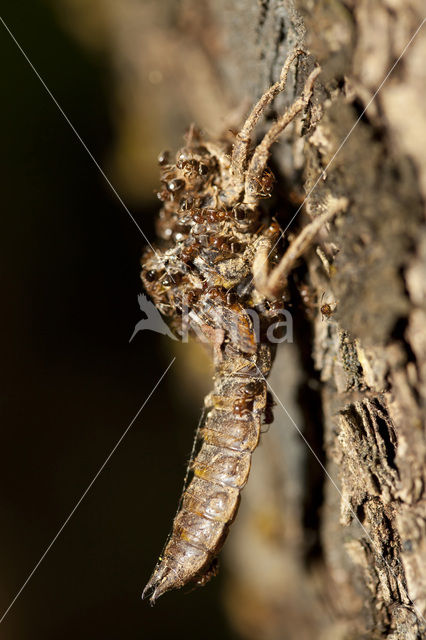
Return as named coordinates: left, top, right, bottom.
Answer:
left=230, top=48, right=304, bottom=193
left=244, top=66, right=321, bottom=205
left=254, top=198, right=347, bottom=299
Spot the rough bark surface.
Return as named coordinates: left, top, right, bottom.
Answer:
left=56, top=1, right=426, bottom=637
left=211, top=2, right=426, bottom=639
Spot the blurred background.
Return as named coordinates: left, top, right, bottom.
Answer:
left=0, top=1, right=238, bottom=638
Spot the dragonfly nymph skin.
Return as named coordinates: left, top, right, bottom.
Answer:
left=141, top=50, right=326, bottom=603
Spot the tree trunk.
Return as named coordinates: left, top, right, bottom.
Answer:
left=208, top=2, right=426, bottom=638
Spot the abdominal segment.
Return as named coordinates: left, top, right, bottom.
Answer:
left=142, top=345, right=272, bottom=603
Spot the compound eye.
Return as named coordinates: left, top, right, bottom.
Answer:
left=158, top=150, right=170, bottom=166
left=243, top=382, right=257, bottom=396
left=209, top=236, right=224, bottom=249
left=167, top=178, right=185, bottom=193
left=145, top=269, right=157, bottom=282
left=176, top=151, right=191, bottom=168
left=266, top=220, right=280, bottom=236
left=233, top=205, right=252, bottom=221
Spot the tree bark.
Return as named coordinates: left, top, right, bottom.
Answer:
left=208, top=2, right=426, bottom=638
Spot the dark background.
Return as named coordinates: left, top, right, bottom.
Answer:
left=0, top=2, right=234, bottom=638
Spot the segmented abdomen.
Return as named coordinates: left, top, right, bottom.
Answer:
left=143, top=344, right=273, bottom=603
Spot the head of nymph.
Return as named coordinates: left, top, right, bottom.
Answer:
left=140, top=250, right=180, bottom=316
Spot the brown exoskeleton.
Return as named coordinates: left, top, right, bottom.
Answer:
left=320, top=292, right=337, bottom=320
left=141, top=49, right=340, bottom=604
